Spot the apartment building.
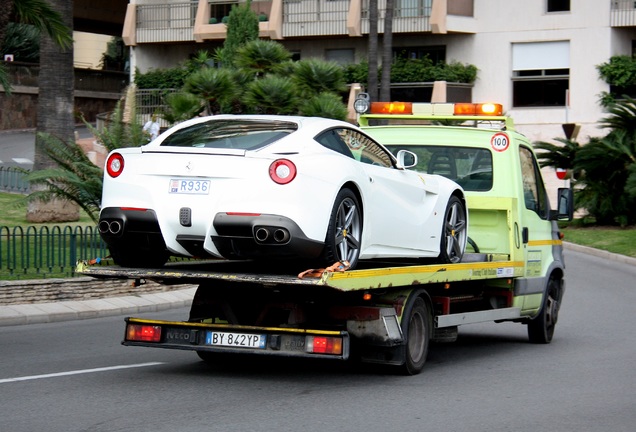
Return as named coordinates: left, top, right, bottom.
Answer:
left=120, top=0, right=636, bottom=144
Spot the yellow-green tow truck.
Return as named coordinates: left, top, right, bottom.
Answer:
left=77, top=101, right=573, bottom=375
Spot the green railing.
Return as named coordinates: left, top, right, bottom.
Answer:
left=0, top=166, right=30, bottom=193
left=0, top=225, right=109, bottom=279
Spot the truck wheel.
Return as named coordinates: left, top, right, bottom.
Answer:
left=439, top=195, right=467, bottom=264
left=322, top=188, right=362, bottom=269
left=528, top=277, right=560, bottom=343
left=401, top=297, right=430, bottom=375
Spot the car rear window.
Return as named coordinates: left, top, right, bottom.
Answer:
left=385, top=145, right=493, bottom=191
left=160, top=119, right=297, bottom=150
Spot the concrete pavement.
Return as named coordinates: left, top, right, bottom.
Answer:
left=0, top=243, right=634, bottom=327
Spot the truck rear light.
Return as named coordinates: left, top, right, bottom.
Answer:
left=306, top=336, right=342, bottom=355
left=126, top=324, right=162, bottom=342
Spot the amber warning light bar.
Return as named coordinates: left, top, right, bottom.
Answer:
left=354, top=94, right=503, bottom=117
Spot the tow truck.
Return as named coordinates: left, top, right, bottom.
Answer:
left=77, top=100, right=574, bottom=375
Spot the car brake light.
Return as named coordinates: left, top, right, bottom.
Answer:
left=306, top=336, right=343, bottom=355
left=269, top=159, right=297, bottom=185
left=106, top=153, right=125, bottom=178
left=126, top=324, right=162, bottom=342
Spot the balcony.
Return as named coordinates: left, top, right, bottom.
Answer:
left=611, top=0, right=636, bottom=27
left=122, top=0, right=474, bottom=46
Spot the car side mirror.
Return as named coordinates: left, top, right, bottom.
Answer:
left=396, top=150, right=417, bottom=169
left=551, top=188, right=574, bottom=221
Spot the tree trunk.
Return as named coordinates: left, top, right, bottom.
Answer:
left=0, top=0, right=14, bottom=45
left=380, top=0, right=394, bottom=101
left=367, top=0, right=379, bottom=102
left=27, top=0, right=79, bottom=223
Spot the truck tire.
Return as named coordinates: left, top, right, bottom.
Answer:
left=401, top=297, right=430, bottom=375
left=528, top=277, right=560, bottom=343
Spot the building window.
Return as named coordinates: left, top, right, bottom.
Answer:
left=325, top=49, right=355, bottom=65
left=547, top=0, right=569, bottom=12
left=512, top=41, right=570, bottom=107
left=395, top=0, right=432, bottom=18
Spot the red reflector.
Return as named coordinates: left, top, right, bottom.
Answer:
left=126, top=324, right=162, bottom=342
left=120, top=207, right=149, bottom=212
left=307, top=336, right=343, bottom=355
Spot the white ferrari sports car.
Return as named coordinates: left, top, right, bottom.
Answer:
left=98, top=115, right=467, bottom=269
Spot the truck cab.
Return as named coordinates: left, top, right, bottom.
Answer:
left=356, top=99, right=573, bottom=344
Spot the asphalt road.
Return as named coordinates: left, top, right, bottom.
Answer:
left=0, top=127, right=92, bottom=170
left=0, top=248, right=635, bottom=432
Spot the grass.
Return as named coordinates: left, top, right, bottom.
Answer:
left=559, top=223, right=636, bottom=259
left=0, top=192, right=94, bottom=227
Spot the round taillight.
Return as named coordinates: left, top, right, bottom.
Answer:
left=106, top=153, right=125, bottom=178
left=269, top=159, right=297, bottom=185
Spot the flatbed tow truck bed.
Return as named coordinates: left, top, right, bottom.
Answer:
left=76, top=253, right=523, bottom=292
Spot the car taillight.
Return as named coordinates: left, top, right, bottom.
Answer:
left=106, top=153, right=125, bottom=178
left=126, top=324, right=161, bottom=342
left=269, top=159, right=296, bottom=185
left=306, top=336, right=343, bottom=355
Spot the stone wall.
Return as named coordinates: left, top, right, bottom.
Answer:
left=0, top=277, right=194, bottom=306
left=0, top=86, right=120, bottom=130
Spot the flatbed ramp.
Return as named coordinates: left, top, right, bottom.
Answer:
left=76, top=254, right=525, bottom=292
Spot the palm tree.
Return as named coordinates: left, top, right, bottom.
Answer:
left=243, top=74, right=298, bottom=114
left=380, top=0, right=394, bottom=101
left=367, top=0, right=379, bottom=101
left=26, top=0, right=76, bottom=223
left=25, top=93, right=149, bottom=223
left=0, top=0, right=72, bottom=93
left=292, top=59, right=348, bottom=97
left=183, top=68, right=237, bottom=115
left=234, top=39, right=292, bottom=77
left=299, top=93, right=348, bottom=121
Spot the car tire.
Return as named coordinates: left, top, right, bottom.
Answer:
left=109, top=245, right=169, bottom=268
left=438, top=195, right=467, bottom=264
left=322, top=188, right=362, bottom=270
left=528, top=277, right=560, bottom=344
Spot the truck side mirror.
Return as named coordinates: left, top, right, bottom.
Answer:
left=551, top=188, right=574, bottom=221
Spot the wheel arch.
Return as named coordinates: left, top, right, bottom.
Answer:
left=340, top=181, right=364, bottom=223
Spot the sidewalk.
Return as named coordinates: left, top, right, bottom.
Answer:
left=0, top=243, right=634, bottom=327
left=0, top=286, right=196, bottom=327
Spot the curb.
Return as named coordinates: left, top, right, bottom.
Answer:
left=563, top=241, right=636, bottom=267
left=0, top=286, right=196, bottom=327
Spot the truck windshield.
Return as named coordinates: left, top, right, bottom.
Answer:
left=385, top=145, right=493, bottom=191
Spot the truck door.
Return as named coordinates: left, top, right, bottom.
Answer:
left=517, top=146, right=554, bottom=294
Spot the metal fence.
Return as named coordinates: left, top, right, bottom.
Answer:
left=0, top=166, right=30, bottom=193
left=0, top=225, right=109, bottom=279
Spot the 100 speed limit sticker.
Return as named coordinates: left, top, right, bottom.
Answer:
left=491, top=132, right=510, bottom=152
